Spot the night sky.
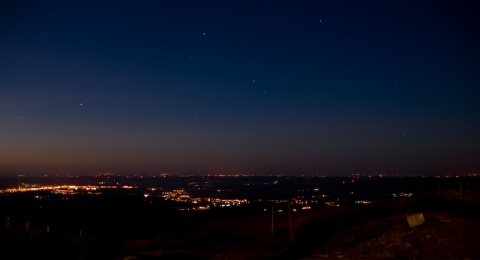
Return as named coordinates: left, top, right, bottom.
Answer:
left=1, top=1, right=479, bottom=175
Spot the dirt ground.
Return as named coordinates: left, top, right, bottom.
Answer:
left=307, top=211, right=480, bottom=259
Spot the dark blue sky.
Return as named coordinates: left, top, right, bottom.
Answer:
left=1, top=1, right=479, bottom=175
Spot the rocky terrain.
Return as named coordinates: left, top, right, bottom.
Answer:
left=308, top=211, right=480, bottom=259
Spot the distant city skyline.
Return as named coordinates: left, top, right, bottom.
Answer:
left=1, top=1, right=479, bottom=175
